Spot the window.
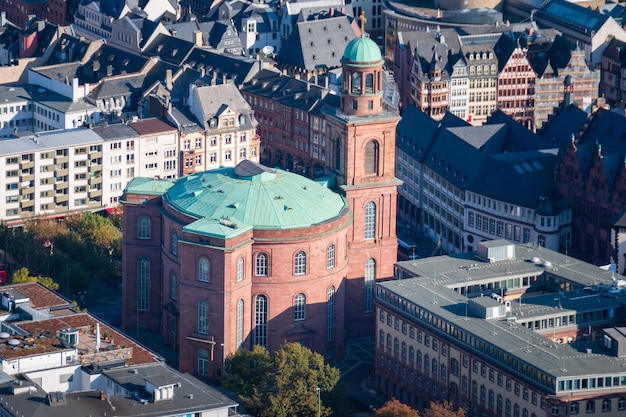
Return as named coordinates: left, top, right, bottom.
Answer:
left=327, top=244, right=335, bottom=268
left=255, top=253, right=268, bottom=276
left=294, top=293, right=306, bottom=321
left=570, top=402, right=579, bottom=415
left=237, top=300, right=244, bottom=349
left=602, top=399, right=611, bottom=412
left=619, top=399, right=626, bottom=411
left=170, top=272, right=176, bottom=300
left=365, top=140, right=379, bottom=174
left=198, top=257, right=210, bottom=282
left=198, top=349, right=209, bottom=375
left=327, top=286, right=335, bottom=341
left=294, top=251, right=307, bottom=275
left=552, top=405, right=559, bottom=416
left=586, top=401, right=595, bottom=414
left=254, top=295, right=268, bottom=347
left=237, top=257, right=244, bottom=282
left=364, top=258, right=375, bottom=312
left=364, top=202, right=376, bottom=239
left=198, top=300, right=208, bottom=333
left=171, top=232, right=178, bottom=255
left=137, top=215, right=150, bottom=239
left=137, top=257, right=150, bottom=310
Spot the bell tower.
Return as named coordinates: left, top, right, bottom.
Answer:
left=326, top=14, right=401, bottom=337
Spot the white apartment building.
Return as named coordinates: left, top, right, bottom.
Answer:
left=127, top=118, right=179, bottom=179
left=449, top=60, right=469, bottom=121
left=0, top=129, right=104, bottom=223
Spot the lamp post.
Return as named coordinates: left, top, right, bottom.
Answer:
left=316, top=387, right=321, bottom=417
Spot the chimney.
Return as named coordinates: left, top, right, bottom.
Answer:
left=100, top=391, right=107, bottom=401
left=106, top=64, right=113, bottom=76
left=193, top=30, right=203, bottom=47
left=0, top=11, right=6, bottom=27
left=166, top=69, right=173, bottom=90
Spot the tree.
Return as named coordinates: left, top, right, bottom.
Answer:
left=223, top=343, right=341, bottom=417
left=374, top=399, right=420, bottom=417
left=11, top=267, right=59, bottom=290
left=223, top=345, right=272, bottom=414
left=423, top=401, right=466, bottom=417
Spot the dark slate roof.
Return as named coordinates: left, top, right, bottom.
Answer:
left=142, top=33, right=194, bottom=65
left=202, top=21, right=242, bottom=52
left=241, top=69, right=331, bottom=112
left=603, top=37, right=626, bottom=64
left=413, top=34, right=452, bottom=82
left=276, top=15, right=357, bottom=71
left=184, top=47, right=260, bottom=85
left=21, top=19, right=58, bottom=58
left=580, top=109, right=626, bottom=156
left=46, top=33, right=92, bottom=65
left=493, top=32, right=517, bottom=71
left=610, top=211, right=626, bottom=228
left=485, top=110, right=557, bottom=152
left=538, top=104, right=588, bottom=149
left=77, top=44, right=149, bottom=84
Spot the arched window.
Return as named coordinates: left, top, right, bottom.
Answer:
left=198, top=257, right=210, bottom=282
left=409, top=346, right=414, bottom=362
left=335, top=137, right=341, bottom=171
left=364, top=140, right=379, bottom=175
left=351, top=72, right=361, bottom=94
left=236, top=299, right=244, bottom=349
left=171, top=232, right=178, bottom=255
left=364, top=258, right=375, bottom=312
left=255, top=253, right=268, bottom=276
left=170, top=271, right=176, bottom=300
left=137, top=257, right=150, bottom=310
left=237, top=257, right=244, bottom=282
left=327, top=286, right=335, bottom=341
left=432, top=358, right=438, bottom=375
left=366, top=73, right=374, bottom=93
left=294, top=293, right=306, bottom=321
left=394, top=337, right=399, bottom=353
left=137, top=215, right=150, bottom=239
left=401, top=342, right=407, bottom=359
left=326, top=244, right=335, bottom=269
left=379, top=330, right=384, bottom=345
left=424, top=354, right=430, bottom=372
left=386, top=334, right=391, bottom=349
left=197, top=300, right=208, bottom=334
left=364, top=202, right=376, bottom=239
left=254, top=295, right=268, bottom=347
left=417, top=350, right=422, bottom=365
left=198, top=349, right=209, bottom=375
left=294, top=251, right=306, bottom=275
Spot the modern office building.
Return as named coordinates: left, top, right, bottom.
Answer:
left=377, top=239, right=626, bottom=416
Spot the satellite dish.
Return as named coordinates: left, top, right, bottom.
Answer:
left=262, top=45, right=275, bottom=55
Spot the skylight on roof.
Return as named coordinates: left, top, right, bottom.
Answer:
left=514, top=165, right=525, bottom=174
left=532, top=161, right=543, bottom=170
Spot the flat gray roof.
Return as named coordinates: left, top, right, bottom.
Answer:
left=0, top=128, right=103, bottom=156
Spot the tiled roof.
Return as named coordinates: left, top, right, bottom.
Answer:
left=127, top=118, right=177, bottom=135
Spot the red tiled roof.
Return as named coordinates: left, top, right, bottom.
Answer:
left=2, top=283, right=69, bottom=309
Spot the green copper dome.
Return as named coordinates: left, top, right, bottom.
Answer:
left=341, top=36, right=383, bottom=66
left=156, top=160, right=347, bottom=234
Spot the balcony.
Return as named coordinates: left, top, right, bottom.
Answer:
left=54, top=194, right=69, bottom=204
left=88, top=189, right=102, bottom=198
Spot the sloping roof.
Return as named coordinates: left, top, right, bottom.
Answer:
left=276, top=15, right=356, bottom=71
left=142, top=33, right=194, bottom=65
left=127, top=118, right=177, bottom=135
left=184, top=47, right=260, bottom=85
left=538, top=104, right=587, bottom=148
left=541, top=0, right=609, bottom=33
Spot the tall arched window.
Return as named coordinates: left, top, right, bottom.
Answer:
left=197, top=300, right=208, bottom=334
left=366, top=73, right=374, bottom=93
left=137, top=215, right=150, bottom=239
left=327, top=286, right=335, bottom=341
left=254, top=295, right=268, bottom=347
left=170, top=271, right=176, bottom=300
left=364, top=140, right=379, bottom=175
left=255, top=253, right=268, bottom=276
left=236, top=299, right=244, bottom=349
left=326, top=244, right=335, bottom=269
left=364, top=202, right=376, bottom=240
left=198, top=257, right=210, bottom=282
left=294, top=251, right=306, bottom=275
left=294, top=293, right=306, bottom=321
left=351, top=72, right=361, bottom=94
left=237, top=257, right=244, bottom=282
left=171, top=232, right=178, bottom=255
left=198, top=349, right=209, bottom=375
left=364, top=258, right=375, bottom=312
left=137, top=257, right=150, bottom=310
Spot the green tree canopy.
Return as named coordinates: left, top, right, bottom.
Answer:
left=374, top=398, right=420, bottom=417
left=11, top=267, right=59, bottom=291
left=223, top=343, right=341, bottom=417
